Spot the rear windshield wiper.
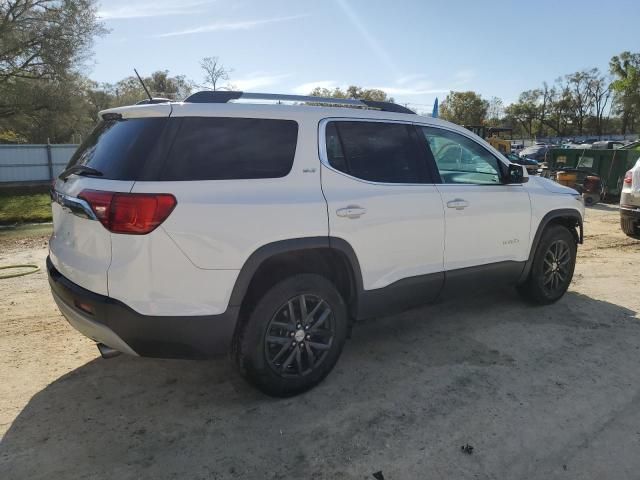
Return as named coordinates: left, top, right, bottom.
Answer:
left=59, top=164, right=104, bottom=181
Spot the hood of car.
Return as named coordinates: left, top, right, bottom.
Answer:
left=532, top=176, right=579, bottom=195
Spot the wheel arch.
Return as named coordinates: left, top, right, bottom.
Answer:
left=518, top=208, right=583, bottom=284
left=228, top=237, right=363, bottom=318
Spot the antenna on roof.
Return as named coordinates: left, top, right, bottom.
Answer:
left=134, top=68, right=153, bottom=102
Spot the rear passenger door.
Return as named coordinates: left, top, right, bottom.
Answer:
left=320, top=119, right=445, bottom=308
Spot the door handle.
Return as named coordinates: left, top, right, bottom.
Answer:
left=446, top=199, right=469, bottom=210
left=336, top=205, right=367, bottom=219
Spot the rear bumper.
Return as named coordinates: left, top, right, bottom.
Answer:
left=47, top=256, right=239, bottom=359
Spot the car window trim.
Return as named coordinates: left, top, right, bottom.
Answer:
left=318, top=117, right=437, bottom=186
left=414, top=123, right=511, bottom=186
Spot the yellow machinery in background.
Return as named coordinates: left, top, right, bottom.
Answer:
left=463, top=126, right=513, bottom=154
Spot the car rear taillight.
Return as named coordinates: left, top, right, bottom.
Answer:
left=623, top=170, right=633, bottom=185
left=78, top=190, right=176, bottom=234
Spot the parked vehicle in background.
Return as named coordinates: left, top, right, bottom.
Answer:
left=519, top=144, right=551, bottom=162
left=505, top=152, right=539, bottom=174
left=511, top=141, right=524, bottom=153
left=47, top=91, right=585, bottom=396
left=591, top=140, right=625, bottom=149
left=554, top=168, right=604, bottom=205
left=620, top=160, right=640, bottom=239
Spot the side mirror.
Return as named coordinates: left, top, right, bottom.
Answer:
left=506, top=163, right=528, bottom=184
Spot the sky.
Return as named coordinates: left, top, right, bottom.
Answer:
left=92, top=0, right=639, bottom=113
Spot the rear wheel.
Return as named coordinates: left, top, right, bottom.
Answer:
left=621, top=216, right=640, bottom=240
left=234, top=274, right=348, bottom=397
left=517, top=224, right=577, bottom=305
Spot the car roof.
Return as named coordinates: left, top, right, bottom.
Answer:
left=100, top=99, right=467, bottom=132
left=98, top=97, right=509, bottom=162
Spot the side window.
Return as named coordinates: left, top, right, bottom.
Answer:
left=325, top=121, right=427, bottom=184
left=420, top=127, right=504, bottom=185
left=161, top=117, right=298, bottom=180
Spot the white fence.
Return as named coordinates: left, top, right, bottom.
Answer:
left=0, top=144, right=78, bottom=184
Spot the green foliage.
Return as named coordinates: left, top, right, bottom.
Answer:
left=0, top=193, right=52, bottom=224
left=0, top=0, right=107, bottom=83
left=440, top=91, right=489, bottom=125
left=0, top=70, right=194, bottom=142
left=610, top=52, right=640, bottom=134
left=309, top=86, right=394, bottom=102
left=0, top=130, right=27, bottom=144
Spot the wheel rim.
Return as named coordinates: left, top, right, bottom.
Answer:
left=542, top=240, right=571, bottom=293
left=264, top=294, right=335, bottom=377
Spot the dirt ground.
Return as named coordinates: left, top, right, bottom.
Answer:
left=1, top=205, right=639, bottom=480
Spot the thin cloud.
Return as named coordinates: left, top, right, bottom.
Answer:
left=396, top=74, right=430, bottom=86
left=292, top=79, right=448, bottom=97
left=335, top=0, right=402, bottom=79
left=231, top=73, right=291, bottom=91
left=98, top=1, right=208, bottom=20
left=156, top=14, right=308, bottom=38
left=291, top=81, right=341, bottom=95
left=453, top=69, right=476, bottom=86
left=372, top=86, right=450, bottom=96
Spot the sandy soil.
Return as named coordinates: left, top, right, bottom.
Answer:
left=1, top=206, right=639, bottom=480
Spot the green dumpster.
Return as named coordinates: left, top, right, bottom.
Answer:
left=548, top=148, right=640, bottom=196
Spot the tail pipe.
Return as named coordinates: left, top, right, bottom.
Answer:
left=97, top=343, right=121, bottom=359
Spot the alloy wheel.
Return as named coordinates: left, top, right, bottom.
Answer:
left=542, top=240, right=571, bottom=293
left=264, top=294, right=335, bottom=377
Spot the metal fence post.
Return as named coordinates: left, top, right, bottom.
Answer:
left=46, top=139, right=53, bottom=181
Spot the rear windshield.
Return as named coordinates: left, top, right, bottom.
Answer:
left=160, top=117, right=298, bottom=181
left=66, top=118, right=168, bottom=180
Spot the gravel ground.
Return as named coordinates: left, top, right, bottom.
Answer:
left=1, top=205, right=639, bottom=480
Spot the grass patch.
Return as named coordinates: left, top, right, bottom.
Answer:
left=0, top=192, right=52, bottom=225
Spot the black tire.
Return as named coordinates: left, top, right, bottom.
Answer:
left=517, top=224, right=577, bottom=305
left=234, top=274, right=348, bottom=397
left=583, top=194, right=598, bottom=206
left=621, top=216, right=640, bottom=240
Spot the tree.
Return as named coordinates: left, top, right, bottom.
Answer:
left=147, top=71, right=193, bottom=99
left=505, top=90, right=540, bottom=137
left=586, top=71, right=612, bottom=135
left=609, top=51, right=640, bottom=134
left=440, top=91, right=489, bottom=125
left=0, top=1, right=106, bottom=141
left=486, top=96, right=504, bottom=124
left=0, top=0, right=106, bottom=83
left=565, top=69, right=598, bottom=135
left=309, top=85, right=394, bottom=102
left=544, top=79, right=573, bottom=137
left=200, top=57, right=232, bottom=91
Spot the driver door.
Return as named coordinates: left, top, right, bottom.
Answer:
left=418, top=125, right=531, bottom=271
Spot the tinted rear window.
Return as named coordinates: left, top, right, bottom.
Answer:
left=325, top=121, right=426, bottom=183
left=66, top=118, right=168, bottom=180
left=161, top=117, right=298, bottom=180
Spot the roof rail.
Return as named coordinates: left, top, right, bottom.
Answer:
left=183, top=91, right=416, bottom=114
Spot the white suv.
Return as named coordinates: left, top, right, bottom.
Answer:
left=621, top=159, right=640, bottom=239
left=48, top=91, right=585, bottom=396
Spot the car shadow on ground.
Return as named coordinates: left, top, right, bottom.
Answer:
left=2, top=288, right=639, bottom=480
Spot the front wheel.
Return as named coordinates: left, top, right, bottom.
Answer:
left=517, top=224, right=577, bottom=305
left=234, top=274, right=348, bottom=397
